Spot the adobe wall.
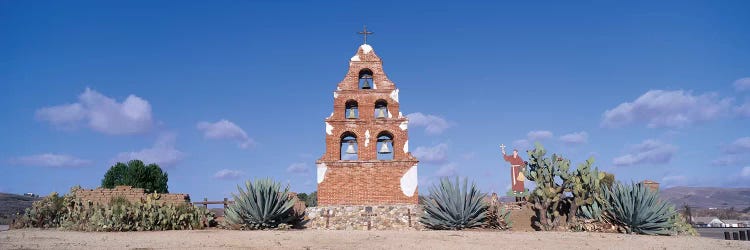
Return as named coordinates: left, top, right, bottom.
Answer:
left=74, top=186, right=190, bottom=206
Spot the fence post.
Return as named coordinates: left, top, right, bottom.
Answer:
left=203, top=198, right=208, bottom=209
left=224, top=197, right=229, bottom=210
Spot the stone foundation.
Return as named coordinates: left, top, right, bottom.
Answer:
left=306, top=205, right=422, bottom=230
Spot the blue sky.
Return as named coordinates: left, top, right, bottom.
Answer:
left=2, top=1, right=749, bottom=200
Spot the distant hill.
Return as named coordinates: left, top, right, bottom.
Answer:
left=0, top=193, right=41, bottom=224
left=660, top=187, right=750, bottom=209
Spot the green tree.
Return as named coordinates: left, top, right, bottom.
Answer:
left=306, top=191, right=317, bottom=207
left=101, top=160, right=169, bottom=193
left=296, top=192, right=308, bottom=203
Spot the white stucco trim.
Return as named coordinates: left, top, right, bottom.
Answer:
left=403, top=140, right=409, bottom=153
left=361, top=44, right=373, bottom=54
left=317, top=163, right=328, bottom=184
left=333, top=92, right=339, bottom=99
left=350, top=55, right=360, bottom=61
left=325, top=122, right=333, bottom=135
left=400, top=165, right=418, bottom=197
left=390, top=89, right=399, bottom=103
left=399, top=120, right=408, bottom=131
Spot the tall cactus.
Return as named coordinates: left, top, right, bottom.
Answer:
left=569, top=158, right=605, bottom=223
left=525, top=143, right=572, bottom=230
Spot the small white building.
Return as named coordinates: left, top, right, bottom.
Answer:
left=692, top=217, right=724, bottom=227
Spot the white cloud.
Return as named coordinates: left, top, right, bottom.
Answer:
left=412, top=143, right=449, bottom=164
left=510, top=130, right=553, bottom=150
left=214, top=169, right=244, bottom=180
left=723, top=137, right=750, bottom=154
left=527, top=130, right=553, bottom=141
left=10, top=153, right=91, bottom=167
left=612, top=139, right=677, bottom=166
left=559, top=131, right=589, bottom=145
left=512, top=139, right=530, bottom=150
left=406, top=112, right=452, bottom=135
left=734, top=77, right=750, bottom=92
left=36, top=88, right=153, bottom=135
left=434, top=163, right=457, bottom=177
left=601, top=90, right=732, bottom=128
left=113, top=133, right=185, bottom=167
left=741, top=167, right=750, bottom=178
left=711, top=155, right=743, bottom=166
left=196, top=119, right=255, bottom=149
left=736, top=102, right=750, bottom=118
left=286, top=162, right=310, bottom=174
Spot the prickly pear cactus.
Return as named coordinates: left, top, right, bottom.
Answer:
left=569, top=158, right=605, bottom=223
left=524, top=143, right=572, bottom=231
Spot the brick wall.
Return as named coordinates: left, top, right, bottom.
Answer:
left=317, top=44, right=419, bottom=206
left=74, top=186, right=190, bottom=206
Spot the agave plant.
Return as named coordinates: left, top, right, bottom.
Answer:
left=224, top=178, right=297, bottom=229
left=603, top=182, right=676, bottom=235
left=420, top=177, right=488, bottom=230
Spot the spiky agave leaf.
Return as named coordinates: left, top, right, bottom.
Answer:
left=603, top=182, right=676, bottom=235
left=224, top=178, right=296, bottom=229
left=420, top=177, right=488, bottom=230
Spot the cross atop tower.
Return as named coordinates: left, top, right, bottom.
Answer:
left=357, top=25, right=373, bottom=44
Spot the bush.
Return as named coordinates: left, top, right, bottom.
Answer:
left=223, top=178, right=303, bottom=230
left=101, top=160, right=169, bottom=193
left=420, top=177, right=487, bottom=230
left=12, top=192, right=66, bottom=229
left=305, top=191, right=317, bottom=207
left=603, top=182, right=676, bottom=235
left=484, top=197, right=512, bottom=230
left=14, top=186, right=215, bottom=231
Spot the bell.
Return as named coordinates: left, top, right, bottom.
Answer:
left=345, top=141, right=357, bottom=154
left=361, top=78, right=371, bottom=89
left=376, top=107, right=386, bottom=118
left=378, top=141, right=391, bottom=154
left=347, top=108, right=356, bottom=119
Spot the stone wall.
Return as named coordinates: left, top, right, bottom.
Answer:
left=305, top=205, right=422, bottom=230
left=74, top=186, right=190, bottom=206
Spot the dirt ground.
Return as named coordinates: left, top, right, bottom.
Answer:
left=2, top=228, right=749, bottom=250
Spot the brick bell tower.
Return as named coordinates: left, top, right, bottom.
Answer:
left=316, top=30, right=419, bottom=206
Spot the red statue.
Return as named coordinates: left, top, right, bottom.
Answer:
left=501, top=144, right=526, bottom=202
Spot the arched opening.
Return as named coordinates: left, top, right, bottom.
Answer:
left=374, top=99, right=388, bottom=119
left=376, top=131, right=394, bottom=160
left=358, top=69, right=373, bottom=89
left=340, top=132, right=358, bottom=160
left=345, top=100, right=359, bottom=119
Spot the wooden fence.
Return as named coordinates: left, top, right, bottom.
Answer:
left=193, top=198, right=234, bottom=209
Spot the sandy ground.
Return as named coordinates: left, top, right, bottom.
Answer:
left=1, top=229, right=749, bottom=250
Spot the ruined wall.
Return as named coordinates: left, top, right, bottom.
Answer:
left=306, top=205, right=422, bottom=230
left=74, top=186, right=190, bottom=206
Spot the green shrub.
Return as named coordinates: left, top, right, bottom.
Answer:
left=524, top=143, right=571, bottom=230
left=15, top=186, right=215, bottom=231
left=305, top=191, right=317, bottom=207
left=12, top=192, right=66, bottom=229
left=485, top=201, right=512, bottom=230
left=603, top=182, right=676, bottom=235
left=101, top=160, right=169, bottom=193
left=223, top=178, right=301, bottom=230
left=420, top=177, right=487, bottom=230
